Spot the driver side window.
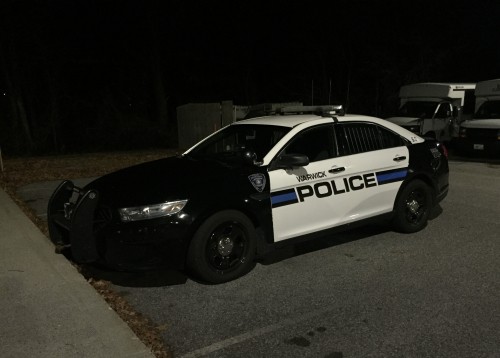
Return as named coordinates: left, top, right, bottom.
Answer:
left=281, top=125, right=335, bottom=163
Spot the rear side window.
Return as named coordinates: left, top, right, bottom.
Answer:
left=335, top=123, right=406, bottom=156
left=378, top=126, right=408, bottom=148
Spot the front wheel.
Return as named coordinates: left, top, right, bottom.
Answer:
left=391, top=180, right=432, bottom=233
left=187, top=210, right=256, bottom=284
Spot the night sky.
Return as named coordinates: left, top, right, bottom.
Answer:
left=1, top=0, right=499, bottom=153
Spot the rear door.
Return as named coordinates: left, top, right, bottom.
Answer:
left=332, top=123, right=409, bottom=223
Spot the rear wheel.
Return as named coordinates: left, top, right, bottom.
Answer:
left=187, top=210, right=256, bottom=284
left=392, top=180, right=432, bottom=233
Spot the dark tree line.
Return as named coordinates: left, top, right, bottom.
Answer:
left=0, top=1, right=181, bottom=155
left=1, top=0, right=497, bottom=155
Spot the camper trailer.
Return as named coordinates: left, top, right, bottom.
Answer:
left=386, top=83, right=476, bottom=143
left=457, top=79, right=500, bottom=154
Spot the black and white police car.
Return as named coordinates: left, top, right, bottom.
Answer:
left=48, top=105, right=449, bottom=284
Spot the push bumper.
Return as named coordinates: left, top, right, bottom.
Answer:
left=47, top=180, right=191, bottom=271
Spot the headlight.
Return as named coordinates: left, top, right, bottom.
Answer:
left=118, top=200, right=188, bottom=222
left=459, top=127, right=467, bottom=138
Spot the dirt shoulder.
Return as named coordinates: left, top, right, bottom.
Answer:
left=0, top=149, right=180, bottom=358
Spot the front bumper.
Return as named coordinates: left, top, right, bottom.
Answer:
left=456, top=135, right=500, bottom=154
left=47, top=180, right=191, bottom=271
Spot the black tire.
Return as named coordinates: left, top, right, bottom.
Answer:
left=187, top=210, right=257, bottom=284
left=391, top=180, right=432, bottom=233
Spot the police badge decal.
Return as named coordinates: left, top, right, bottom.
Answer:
left=248, top=173, right=266, bottom=193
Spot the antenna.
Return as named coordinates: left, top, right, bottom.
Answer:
left=329, top=78, right=331, bottom=105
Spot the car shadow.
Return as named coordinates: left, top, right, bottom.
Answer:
left=260, top=222, right=391, bottom=265
left=58, top=247, right=189, bottom=287
left=80, top=264, right=190, bottom=287
left=428, top=203, right=443, bottom=221
left=261, top=204, right=444, bottom=265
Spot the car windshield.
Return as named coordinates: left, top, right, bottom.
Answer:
left=398, top=101, right=439, bottom=118
left=188, top=124, right=290, bottom=164
left=473, top=100, right=500, bottom=120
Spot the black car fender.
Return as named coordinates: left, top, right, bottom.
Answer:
left=393, top=140, right=448, bottom=209
left=392, top=171, right=437, bottom=212
left=179, top=174, right=273, bottom=258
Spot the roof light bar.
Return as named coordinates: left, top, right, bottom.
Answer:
left=277, top=105, right=345, bottom=116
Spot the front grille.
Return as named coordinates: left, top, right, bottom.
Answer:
left=467, top=128, right=498, bottom=141
left=93, top=205, right=113, bottom=233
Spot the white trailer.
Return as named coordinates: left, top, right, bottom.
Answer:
left=385, top=83, right=476, bottom=143
left=457, top=79, right=500, bottom=154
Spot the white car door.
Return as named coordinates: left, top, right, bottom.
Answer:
left=269, top=124, right=343, bottom=242
left=269, top=122, right=409, bottom=242
left=333, top=123, right=409, bottom=222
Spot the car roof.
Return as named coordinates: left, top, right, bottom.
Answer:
left=232, top=113, right=424, bottom=147
left=234, top=113, right=390, bottom=128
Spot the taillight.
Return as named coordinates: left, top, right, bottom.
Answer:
left=442, top=145, right=448, bottom=158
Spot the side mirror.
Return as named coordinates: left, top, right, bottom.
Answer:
left=275, top=153, right=309, bottom=169
left=242, top=149, right=257, bottom=164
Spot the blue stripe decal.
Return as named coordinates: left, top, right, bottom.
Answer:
left=377, top=170, right=407, bottom=182
left=271, top=192, right=298, bottom=204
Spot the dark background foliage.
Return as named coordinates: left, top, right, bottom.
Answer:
left=1, top=0, right=499, bottom=155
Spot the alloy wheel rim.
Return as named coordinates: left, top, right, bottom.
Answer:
left=405, top=190, right=427, bottom=225
left=206, top=222, right=247, bottom=272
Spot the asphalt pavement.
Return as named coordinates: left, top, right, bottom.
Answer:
left=116, top=159, right=500, bottom=358
left=7, top=154, right=500, bottom=357
left=0, top=186, right=154, bottom=358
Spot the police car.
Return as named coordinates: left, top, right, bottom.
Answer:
left=48, top=105, right=449, bottom=283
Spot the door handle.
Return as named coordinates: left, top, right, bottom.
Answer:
left=328, top=166, right=345, bottom=173
left=393, top=156, right=406, bottom=162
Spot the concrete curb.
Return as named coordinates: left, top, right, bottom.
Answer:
left=0, top=188, right=155, bottom=358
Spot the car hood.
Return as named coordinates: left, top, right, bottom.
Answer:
left=385, top=117, right=421, bottom=126
left=461, top=119, right=500, bottom=129
left=84, top=156, right=244, bottom=207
